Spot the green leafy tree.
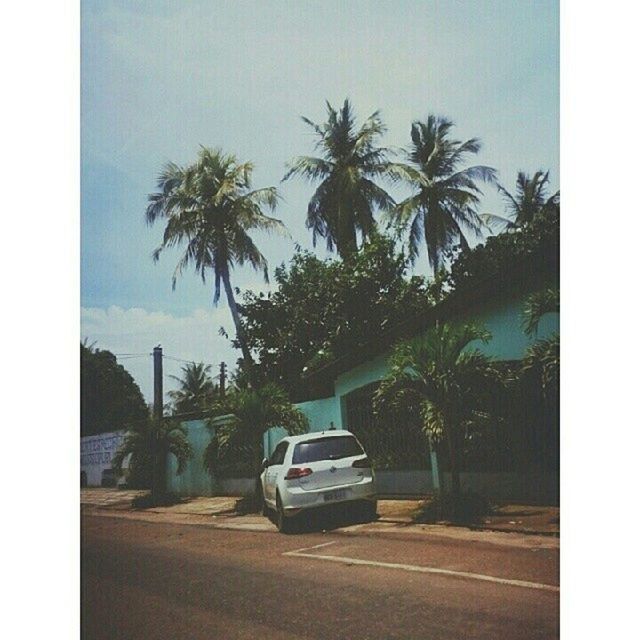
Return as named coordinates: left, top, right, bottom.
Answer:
left=447, top=203, right=559, bottom=296
left=284, top=99, right=395, bottom=258
left=385, top=116, right=496, bottom=273
left=204, top=383, right=308, bottom=478
left=80, top=343, right=148, bottom=436
left=168, top=362, right=217, bottom=414
left=146, top=147, right=288, bottom=379
left=482, top=170, right=559, bottom=232
left=238, top=235, right=432, bottom=395
left=374, top=324, right=502, bottom=503
left=112, top=417, right=193, bottom=494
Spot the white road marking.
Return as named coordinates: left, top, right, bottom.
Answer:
left=285, top=541, right=339, bottom=554
left=283, top=548, right=559, bottom=593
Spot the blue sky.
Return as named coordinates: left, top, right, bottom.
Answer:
left=81, top=0, right=558, bottom=401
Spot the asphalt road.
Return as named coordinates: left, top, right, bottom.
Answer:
left=82, top=514, right=559, bottom=639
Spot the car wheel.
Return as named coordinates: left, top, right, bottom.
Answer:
left=364, top=499, right=378, bottom=521
left=276, top=492, right=293, bottom=534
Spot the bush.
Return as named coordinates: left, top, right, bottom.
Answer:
left=414, top=491, right=492, bottom=524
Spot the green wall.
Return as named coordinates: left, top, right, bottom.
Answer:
left=166, top=419, right=216, bottom=496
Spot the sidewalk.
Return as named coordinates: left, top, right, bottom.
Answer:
left=81, top=489, right=559, bottom=543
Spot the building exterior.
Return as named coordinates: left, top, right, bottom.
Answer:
left=165, top=255, right=559, bottom=502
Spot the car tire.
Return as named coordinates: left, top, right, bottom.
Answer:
left=276, top=492, right=293, bottom=534
left=364, top=499, right=378, bottom=521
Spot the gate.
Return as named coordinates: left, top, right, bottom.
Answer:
left=343, top=382, right=430, bottom=470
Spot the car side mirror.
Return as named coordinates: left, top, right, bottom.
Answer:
left=261, top=457, right=269, bottom=470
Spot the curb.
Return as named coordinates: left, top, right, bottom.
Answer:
left=84, top=506, right=559, bottom=547
left=377, top=517, right=559, bottom=538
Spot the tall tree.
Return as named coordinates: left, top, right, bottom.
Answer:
left=238, top=235, right=431, bottom=395
left=168, top=362, right=217, bottom=414
left=385, top=116, right=496, bottom=273
left=482, top=170, right=559, bottom=232
left=146, top=147, right=288, bottom=379
left=374, top=324, right=502, bottom=505
left=80, top=342, right=148, bottom=437
left=283, top=99, right=395, bottom=258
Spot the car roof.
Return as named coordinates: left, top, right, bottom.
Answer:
left=283, top=430, right=354, bottom=445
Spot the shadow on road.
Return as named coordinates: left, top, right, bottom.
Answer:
left=267, top=502, right=378, bottom=534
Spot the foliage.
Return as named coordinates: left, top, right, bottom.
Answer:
left=80, top=343, right=148, bottom=437
left=522, top=288, right=559, bottom=337
left=111, top=417, right=193, bottom=491
left=168, top=362, right=218, bottom=414
left=384, top=116, right=496, bottom=272
left=284, top=99, right=395, bottom=258
left=238, top=234, right=433, bottom=394
left=145, top=147, right=288, bottom=375
left=482, top=170, right=559, bottom=232
left=521, top=333, right=559, bottom=401
left=447, top=204, right=559, bottom=295
left=374, top=323, right=503, bottom=500
left=203, top=383, right=309, bottom=477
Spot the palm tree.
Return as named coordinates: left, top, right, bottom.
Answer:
left=283, top=99, right=395, bottom=259
left=385, top=116, right=496, bottom=274
left=112, top=417, right=193, bottom=496
left=204, top=383, right=308, bottom=479
left=374, top=323, right=502, bottom=503
left=146, top=147, right=288, bottom=379
left=482, top=170, right=559, bottom=232
left=168, top=362, right=217, bottom=414
left=522, top=288, right=559, bottom=337
left=521, top=287, right=560, bottom=401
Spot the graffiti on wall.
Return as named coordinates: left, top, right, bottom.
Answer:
left=80, top=432, right=125, bottom=467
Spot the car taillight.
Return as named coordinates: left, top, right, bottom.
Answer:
left=284, top=467, right=313, bottom=480
left=352, top=457, right=371, bottom=468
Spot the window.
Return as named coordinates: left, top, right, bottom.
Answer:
left=292, top=436, right=363, bottom=464
left=269, top=441, right=288, bottom=466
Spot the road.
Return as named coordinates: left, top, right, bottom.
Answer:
left=82, top=514, right=559, bottom=639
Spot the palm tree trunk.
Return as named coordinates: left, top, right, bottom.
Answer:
left=336, top=203, right=358, bottom=259
left=220, top=266, right=256, bottom=385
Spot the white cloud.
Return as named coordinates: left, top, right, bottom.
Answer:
left=81, top=305, right=238, bottom=402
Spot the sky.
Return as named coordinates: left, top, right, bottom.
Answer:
left=81, top=0, right=559, bottom=402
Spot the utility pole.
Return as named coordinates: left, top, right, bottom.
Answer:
left=219, top=361, right=227, bottom=398
left=152, top=345, right=163, bottom=497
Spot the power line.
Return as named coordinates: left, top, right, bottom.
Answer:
left=162, top=354, right=198, bottom=365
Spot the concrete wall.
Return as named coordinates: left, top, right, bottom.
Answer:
left=166, top=418, right=261, bottom=497
left=80, top=430, right=127, bottom=486
left=166, top=419, right=216, bottom=496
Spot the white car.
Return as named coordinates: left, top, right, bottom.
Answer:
left=259, top=430, right=377, bottom=533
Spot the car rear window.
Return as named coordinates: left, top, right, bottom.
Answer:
left=292, top=436, right=363, bottom=464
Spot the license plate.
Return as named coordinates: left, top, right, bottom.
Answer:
left=324, top=489, right=348, bottom=502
